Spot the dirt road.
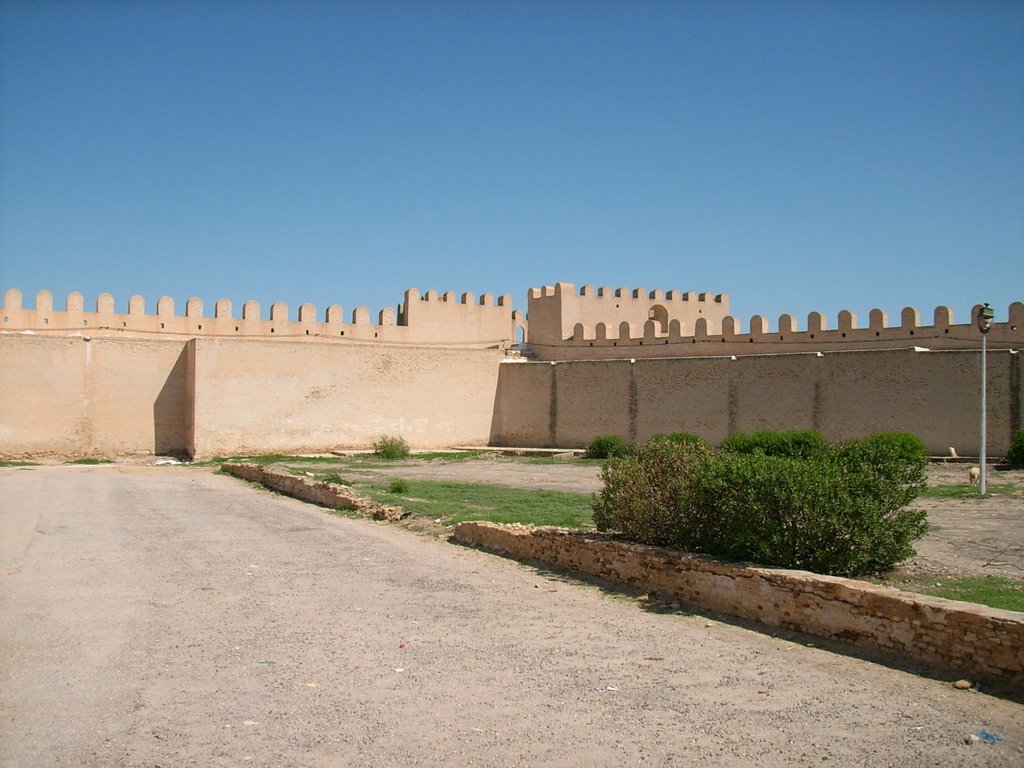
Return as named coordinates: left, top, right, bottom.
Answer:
left=1, top=465, right=1022, bottom=767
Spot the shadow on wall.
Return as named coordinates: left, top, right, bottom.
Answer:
left=153, top=344, right=192, bottom=458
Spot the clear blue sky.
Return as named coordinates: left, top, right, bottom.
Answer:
left=1, top=0, right=1021, bottom=329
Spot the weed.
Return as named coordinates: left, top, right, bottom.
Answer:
left=586, top=435, right=632, bottom=459
left=68, top=457, right=112, bottom=465
left=0, top=460, right=36, bottom=467
left=327, top=507, right=362, bottom=519
left=388, top=478, right=411, bottom=494
left=373, top=435, right=411, bottom=460
left=320, top=472, right=351, bottom=486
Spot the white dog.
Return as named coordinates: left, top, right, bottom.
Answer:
left=968, top=466, right=980, bottom=485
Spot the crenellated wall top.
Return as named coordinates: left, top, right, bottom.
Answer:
left=1, top=287, right=518, bottom=346
left=528, top=281, right=728, bottom=304
left=530, top=300, right=1024, bottom=360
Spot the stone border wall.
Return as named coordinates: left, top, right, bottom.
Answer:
left=453, top=522, right=1024, bottom=686
left=221, top=462, right=405, bottom=520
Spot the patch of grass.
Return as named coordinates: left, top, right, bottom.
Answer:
left=320, top=472, right=351, bottom=486
left=413, top=451, right=486, bottom=461
left=68, top=457, right=112, bottom=465
left=0, top=460, right=37, bottom=467
left=363, top=479, right=594, bottom=528
left=515, top=455, right=595, bottom=465
left=216, top=454, right=353, bottom=466
left=892, top=576, right=1024, bottom=613
left=916, top=483, right=1017, bottom=499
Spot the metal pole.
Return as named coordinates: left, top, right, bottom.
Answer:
left=980, top=332, right=987, bottom=495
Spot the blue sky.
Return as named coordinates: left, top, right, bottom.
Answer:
left=1, top=0, right=1021, bottom=330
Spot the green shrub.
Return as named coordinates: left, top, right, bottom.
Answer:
left=593, top=435, right=928, bottom=577
left=855, top=431, right=927, bottom=462
left=387, top=478, right=410, bottom=494
left=649, top=432, right=708, bottom=449
left=720, top=429, right=825, bottom=459
left=686, top=444, right=928, bottom=576
left=1007, top=429, right=1024, bottom=468
left=373, top=435, right=411, bottom=460
left=592, top=437, right=711, bottom=544
left=586, top=435, right=632, bottom=459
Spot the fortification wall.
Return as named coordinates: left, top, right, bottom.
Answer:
left=489, top=348, right=1023, bottom=455
left=526, top=282, right=730, bottom=347
left=0, top=334, right=192, bottom=457
left=1, top=287, right=517, bottom=347
left=189, top=338, right=503, bottom=457
left=527, top=298, right=1024, bottom=360
left=0, top=334, right=503, bottom=458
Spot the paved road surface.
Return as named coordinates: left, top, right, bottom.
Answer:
left=1, top=465, right=1022, bottom=767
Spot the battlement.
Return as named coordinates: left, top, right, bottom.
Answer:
left=529, top=283, right=727, bottom=304
left=1, top=287, right=519, bottom=347
left=526, top=281, right=731, bottom=347
left=527, top=299, right=1024, bottom=360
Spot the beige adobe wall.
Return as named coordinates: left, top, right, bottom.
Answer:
left=529, top=300, right=1024, bottom=361
left=489, top=348, right=1023, bottom=455
left=1, top=287, right=517, bottom=347
left=190, top=338, right=504, bottom=458
left=0, top=333, right=502, bottom=459
left=454, top=522, right=1024, bottom=685
left=0, top=334, right=191, bottom=457
left=526, top=282, right=730, bottom=347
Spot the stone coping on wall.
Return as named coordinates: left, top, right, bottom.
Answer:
left=453, top=522, right=1024, bottom=688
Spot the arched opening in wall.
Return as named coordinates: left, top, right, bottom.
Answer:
left=514, top=323, right=527, bottom=345
left=648, top=304, right=669, bottom=333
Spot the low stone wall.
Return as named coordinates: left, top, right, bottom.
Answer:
left=221, top=462, right=404, bottom=519
left=454, top=522, right=1024, bottom=686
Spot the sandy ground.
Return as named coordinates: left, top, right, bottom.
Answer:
left=1, top=464, right=1022, bottom=767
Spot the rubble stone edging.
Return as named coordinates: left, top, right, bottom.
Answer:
left=453, top=521, right=1024, bottom=686
left=221, top=462, right=405, bottom=520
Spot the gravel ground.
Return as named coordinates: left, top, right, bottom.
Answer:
left=1, top=464, right=1022, bottom=767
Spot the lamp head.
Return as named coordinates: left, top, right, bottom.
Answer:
left=977, top=303, right=995, bottom=334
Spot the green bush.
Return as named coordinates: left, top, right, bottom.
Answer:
left=586, top=435, right=632, bottom=459
left=593, top=433, right=929, bottom=577
left=649, top=432, right=708, bottom=449
left=1007, top=429, right=1024, bottom=468
left=387, top=478, right=410, bottom=494
left=855, top=431, right=927, bottom=462
left=592, top=437, right=711, bottom=545
left=720, top=429, right=826, bottom=459
left=373, top=435, right=411, bottom=460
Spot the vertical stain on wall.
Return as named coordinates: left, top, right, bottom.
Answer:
left=1010, top=352, right=1021, bottom=436
left=813, top=379, right=823, bottom=433
left=81, top=338, right=93, bottom=453
left=549, top=363, right=558, bottom=447
left=628, top=363, right=638, bottom=444
left=727, top=377, right=738, bottom=437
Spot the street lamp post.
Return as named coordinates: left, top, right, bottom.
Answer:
left=977, top=303, right=995, bottom=495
